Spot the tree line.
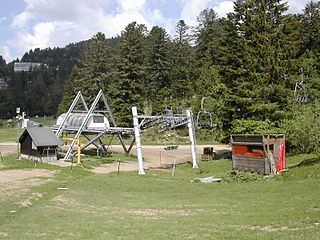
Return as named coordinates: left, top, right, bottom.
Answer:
left=0, top=0, right=319, bottom=147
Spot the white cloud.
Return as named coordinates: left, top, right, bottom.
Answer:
left=213, top=1, right=234, bottom=18
left=286, top=0, right=309, bottom=14
left=0, top=46, right=13, bottom=62
left=21, top=22, right=56, bottom=49
left=3, top=0, right=312, bottom=62
left=119, top=0, right=146, bottom=12
left=145, top=8, right=176, bottom=35
left=12, top=11, right=34, bottom=29
left=180, top=0, right=212, bottom=25
left=8, top=0, right=153, bottom=61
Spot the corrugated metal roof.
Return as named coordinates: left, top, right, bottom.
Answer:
left=20, top=128, right=61, bottom=147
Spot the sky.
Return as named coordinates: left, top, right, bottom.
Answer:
left=0, top=0, right=310, bottom=62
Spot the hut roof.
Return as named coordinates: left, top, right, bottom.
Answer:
left=19, top=128, right=61, bottom=147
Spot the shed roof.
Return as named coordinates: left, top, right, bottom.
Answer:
left=231, top=134, right=285, bottom=137
left=19, top=128, right=61, bottom=147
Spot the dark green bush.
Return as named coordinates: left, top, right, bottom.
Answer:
left=231, top=119, right=280, bottom=134
left=224, top=170, right=263, bottom=183
left=281, top=102, right=320, bottom=155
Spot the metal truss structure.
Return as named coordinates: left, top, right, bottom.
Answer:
left=132, top=107, right=198, bottom=175
left=137, top=109, right=190, bottom=132
left=54, top=90, right=134, bottom=160
left=54, top=90, right=199, bottom=175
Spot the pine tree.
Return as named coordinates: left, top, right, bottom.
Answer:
left=194, top=8, right=221, bottom=67
left=77, top=32, right=114, bottom=103
left=299, top=1, right=320, bottom=101
left=146, top=26, right=172, bottom=113
left=110, top=22, right=148, bottom=126
left=171, top=20, right=193, bottom=100
left=57, top=65, right=81, bottom=115
left=218, top=0, right=291, bottom=126
left=301, top=0, right=320, bottom=55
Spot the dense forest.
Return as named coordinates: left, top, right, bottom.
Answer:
left=0, top=0, right=319, bottom=149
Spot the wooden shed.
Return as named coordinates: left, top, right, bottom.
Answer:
left=19, top=128, right=61, bottom=162
left=231, top=134, right=286, bottom=175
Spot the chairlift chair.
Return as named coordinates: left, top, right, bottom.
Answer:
left=196, top=97, right=215, bottom=129
left=163, top=134, right=179, bottom=151
left=196, top=111, right=214, bottom=129
left=294, top=72, right=309, bottom=103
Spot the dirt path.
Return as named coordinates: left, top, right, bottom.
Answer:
left=91, top=145, right=230, bottom=174
left=0, top=169, right=57, bottom=201
left=0, top=142, right=17, bottom=156
left=0, top=142, right=58, bottom=202
left=0, top=141, right=230, bottom=175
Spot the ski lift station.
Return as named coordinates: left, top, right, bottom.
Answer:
left=53, top=90, right=199, bottom=174
left=56, top=113, right=110, bottom=130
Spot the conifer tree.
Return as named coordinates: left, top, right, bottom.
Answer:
left=77, top=32, right=114, bottom=103
left=301, top=0, right=320, bottom=56
left=218, top=0, right=290, bottom=127
left=110, top=22, right=148, bottom=126
left=146, top=26, right=172, bottom=113
left=171, top=20, right=193, bottom=100
left=57, top=65, right=81, bottom=115
left=194, top=8, right=221, bottom=67
left=299, top=1, right=320, bottom=101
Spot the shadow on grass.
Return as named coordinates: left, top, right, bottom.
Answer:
left=82, top=149, right=113, bottom=157
left=289, top=155, right=320, bottom=169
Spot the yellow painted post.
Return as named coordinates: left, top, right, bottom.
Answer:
left=77, top=138, right=81, bottom=165
left=61, top=137, right=81, bottom=165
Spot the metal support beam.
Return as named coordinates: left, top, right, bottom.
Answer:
left=117, top=133, right=129, bottom=154
left=55, top=91, right=88, bottom=137
left=82, top=134, right=100, bottom=149
left=132, top=107, right=145, bottom=175
left=127, top=138, right=136, bottom=154
left=64, top=90, right=104, bottom=160
left=56, top=90, right=136, bottom=160
left=187, top=109, right=198, bottom=168
left=98, top=137, right=107, bottom=152
left=101, top=91, right=128, bottom=154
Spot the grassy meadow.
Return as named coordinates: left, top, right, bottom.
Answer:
left=0, top=117, right=55, bottom=143
left=0, top=151, right=319, bottom=239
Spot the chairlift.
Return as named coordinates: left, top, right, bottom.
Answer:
left=196, top=97, right=215, bottom=130
left=163, top=108, right=173, bottom=116
left=163, top=134, right=179, bottom=151
left=294, top=72, right=309, bottom=103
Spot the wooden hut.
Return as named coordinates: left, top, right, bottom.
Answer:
left=19, top=128, right=61, bottom=162
left=230, top=134, right=286, bottom=174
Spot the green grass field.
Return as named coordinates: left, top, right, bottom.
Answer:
left=0, top=128, right=24, bottom=142
left=0, top=152, right=319, bottom=239
left=0, top=116, right=55, bottom=143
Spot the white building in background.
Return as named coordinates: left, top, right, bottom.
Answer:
left=14, top=62, right=49, bottom=72
left=0, top=77, right=9, bottom=90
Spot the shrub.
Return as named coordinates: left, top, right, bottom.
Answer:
left=231, top=119, right=280, bottom=134
left=224, top=170, right=263, bottom=183
left=281, top=102, right=320, bottom=155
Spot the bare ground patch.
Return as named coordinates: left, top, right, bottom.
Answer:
left=91, top=145, right=230, bottom=174
left=0, top=169, right=57, bottom=201
left=241, top=224, right=317, bottom=232
left=0, top=142, right=17, bottom=156
left=0, top=232, right=9, bottom=237
left=51, top=195, right=79, bottom=205
left=126, top=208, right=197, bottom=217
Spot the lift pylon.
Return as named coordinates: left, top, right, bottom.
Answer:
left=132, top=107, right=198, bottom=174
left=56, top=90, right=134, bottom=161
